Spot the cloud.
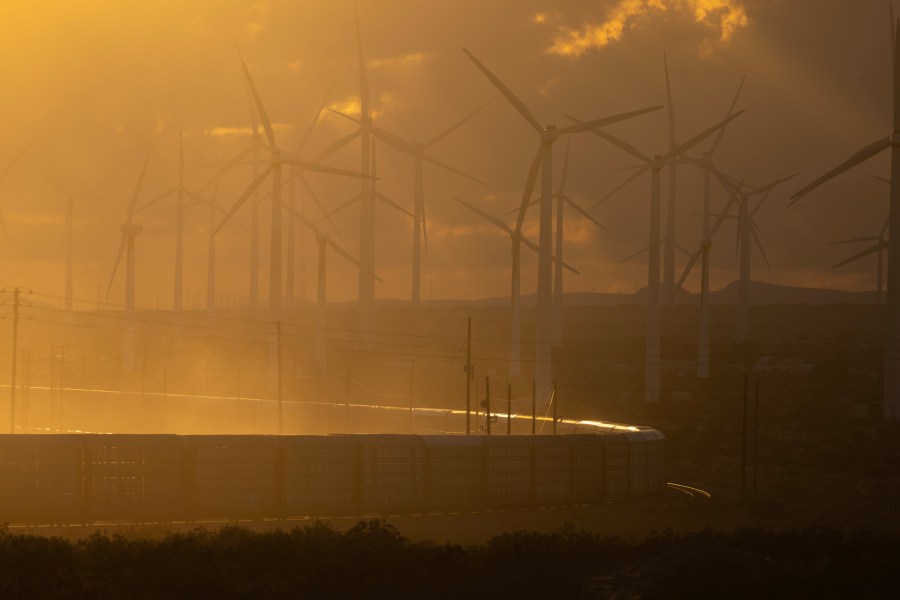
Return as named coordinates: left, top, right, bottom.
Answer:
left=368, top=52, right=430, bottom=69
left=548, top=0, right=750, bottom=57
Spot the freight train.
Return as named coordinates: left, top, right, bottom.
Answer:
left=0, top=430, right=665, bottom=524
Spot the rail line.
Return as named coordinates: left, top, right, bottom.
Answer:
left=666, top=482, right=712, bottom=500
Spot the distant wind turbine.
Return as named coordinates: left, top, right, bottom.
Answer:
left=215, top=59, right=371, bottom=317
left=455, top=196, right=579, bottom=379
left=108, top=159, right=149, bottom=371
left=464, top=47, right=661, bottom=389
left=790, top=17, right=900, bottom=419
left=569, top=109, right=744, bottom=401
left=830, top=216, right=889, bottom=305
left=42, top=173, right=103, bottom=311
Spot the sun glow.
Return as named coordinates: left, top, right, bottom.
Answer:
left=548, top=0, right=749, bottom=57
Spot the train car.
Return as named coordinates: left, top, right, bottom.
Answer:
left=355, top=434, right=427, bottom=513
left=423, top=435, right=483, bottom=510
left=281, top=435, right=358, bottom=517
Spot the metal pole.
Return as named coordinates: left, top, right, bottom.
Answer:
left=345, top=371, right=351, bottom=432
left=507, top=383, right=511, bottom=435
left=741, top=373, right=748, bottom=499
left=409, top=362, right=414, bottom=433
left=485, top=376, right=491, bottom=435
left=8, top=288, right=21, bottom=433
left=22, top=346, right=29, bottom=433
left=465, top=317, right=472, bottom=435
left=754, top=379, right=760, bottom=493
left=552, top=379, right=558, bottom=435
left=531, top=380, right=536, bottom=435
left=276, top=321, right=283, bottom=435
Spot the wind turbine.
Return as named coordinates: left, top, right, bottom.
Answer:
left=712, top=173, right=798, bottom=342
left=514, top=137, right=608, bottom=344
left=107, top=159, right=149, bottom=371
left=830, top=216, right=889, bottom=305
left=281, top=202, right=381, bottom=374
left=328, top=97, right=494, bottom=306
left=214, top=59, right=371, bottom=317
left=455, top=197, right=579, bottom=379
left=41, top=173, right=103, bottom=311
left=464, top=48, right=661, bottom=389
left=662, top=75, right=745, bottom=377
left=312, top=2, right=377, bottom=335
left=136, top=130, right=206, bottom=312
left=569, top=109, right=744, bottom=401
left=790, top=18, right=900, bottom=418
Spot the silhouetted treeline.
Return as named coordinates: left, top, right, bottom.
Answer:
left=0, top=521, right=896, bottom=598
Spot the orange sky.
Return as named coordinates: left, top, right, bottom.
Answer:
left=0, top=0, right=891, bottom=307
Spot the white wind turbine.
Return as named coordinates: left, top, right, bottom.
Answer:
left=711, top=173, right=798, bottom=342
left=830, top=215, right=889, bottom=305
left=282, top=201, right=381, bottom=374
left=107, top=159, right=149, bottom=371
left=41, top=173, right=103, bottom=311
left=513, top=137, right=608, bottom=344
left=136, top=131, right=206, bottom=312
left=790, top=18, right=900, bottom=419
left=464, top=48, right=661, bottom=389
left=660, top=76, right=745, bottom=377
left=328, top=97, right=495, bottom=306
left=215, top=60, right=371, bottom=317
left=570, top=110, right=744, bottom=401
left=455, top=196, right=579, bottom=379
left=312, top=2, right=377, bottom=334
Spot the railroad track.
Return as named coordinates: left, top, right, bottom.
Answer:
left=666, top=482, right=712, bottom=500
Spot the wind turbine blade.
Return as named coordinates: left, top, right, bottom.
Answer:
left=709, top=75, right=746, bottom=155
left=832, top=243, right=886, bottom=268
left=749, top=225, right=771, bottom=269
left=327, top=236, right=383, bottom=282
left=557, top=105, right=662, bottom=136
left=282, top=198, right=326, bottom=240
left=520, top=235, right=580, bottom=274
left=515, top=145, right=542, bottom=232
left=214, top=165, right=273, bottom=234
left=872, top=174, right=891, bottom=185
left=709, top=187, right=742, bottom=239
left=620, top=245, right=650, bottom=263
left=675, top=247, right=703, bottom=295
left=505, top=198, right=539, bottom=216
left=376, top=191, right=415, bottom=219
left=455, top=197, right=514, bottom=237
left=663, top=110, right=745, bottom=161
left=312, top=129, right=362, bottom=163
left=420, top=153, right=486, bottom=185
left=72, top=184, right=106, bottom=200
left=664, top=53, right=676, bottom=146
left=371, top=126, right=416, bottom=155
left=829, top=235, right=879, bottom=245
left=127, top=158, right=150, bottom=222
left=106, top=234, right=127, bottom=298
left=298, top=173, right=344, bottom=241
left=297, top=81, right=334, bottom=156
left=750, top=172, right=801, bottom=198
left=282, top=157, right=372, bottom=179
left=40, top=170, right=69, bottom=198
left=353, top=0, right=370, bottom=119
left=595, top=164, right=650, bottom=207
left=137, top=188, right=177, bottom=214
left=559, top=137, right=572, bottom=194
left=423, top=95, right=498, bottom=149
left=198, top=146, right=256, bottom=195
left=327, top=107, right=362, bottom=125
left=674, top=242, right=693, bottom=258
left=790, top=137, right=892, bottom=204
left=240, top=59, right=277, bottom=150
left=421, top=200, right=429, bottom=250
left=566, top=115, right=651, bottom=164
left=881, top=214, right=890, bottom=238
left=324, top=192, right=364, bottom=219
left=562, top=194, right=608, bottom=232
left=0, top=146, right=28, bottom=184
left=462, top=48, right=543, bottom=133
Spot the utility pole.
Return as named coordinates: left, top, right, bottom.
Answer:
left=531, top=380, right=536, bottom=435
left=484, top=376, right=491, bottom=435
left=741, top=373, right=749, bottom=499
left=506, top=383, right=511, bottom=435
left=552, top=379, right=558, bottom=435
left=754, top=379, right=760, bottom=493
left=276, top=321, right=283, bottom=435
left=3, top=287, right=31, bottom=434
left=465, top=317, right=473, bottom=435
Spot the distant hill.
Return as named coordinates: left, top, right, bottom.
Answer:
left=360, top=281, right=879, bottom=308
